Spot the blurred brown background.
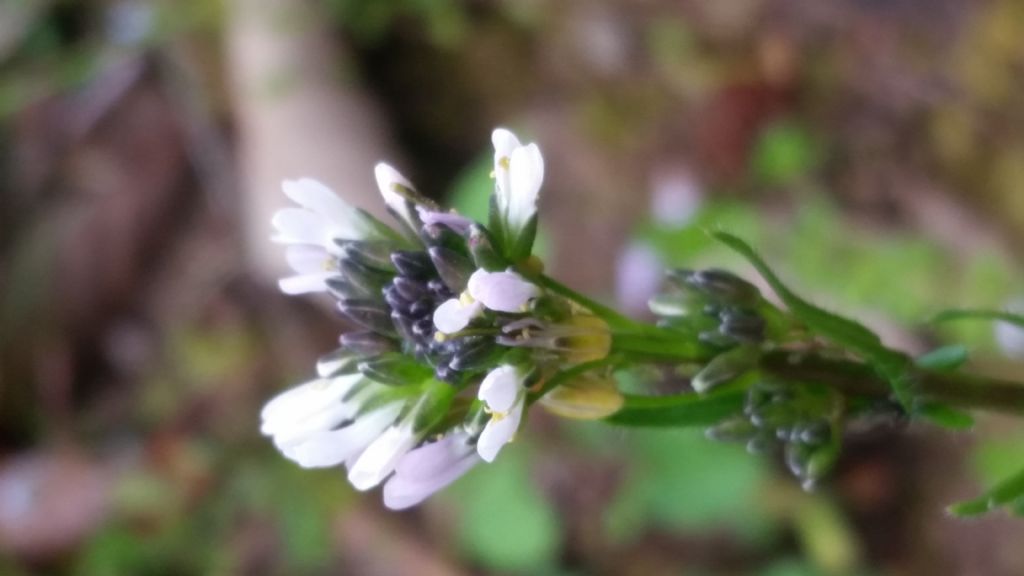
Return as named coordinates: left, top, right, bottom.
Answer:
left=2, top=0, right=1024, bottom=574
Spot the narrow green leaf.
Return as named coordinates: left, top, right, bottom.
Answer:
left=915, top=345, right=969, bottom=372
left=915, top=400, right=975, bottom=430
left=711, top=231, right=913, bottom=405
left=605, top=389, right=745, bottom=427
left=932, top=309, right=1024, bottom=329
left=948, top=466, right=1024, bottom=517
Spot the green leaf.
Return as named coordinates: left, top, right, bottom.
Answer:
left=931, top=308, right=1024, bottom=329
left=605, top=389, right=745, bottom=427
left=915, top=345, right=969, bottom=372
left=711, top=231, right=913, bottom=405
left=948, top=465, right=1024, bottom=517
left=914, top=400, right=975, bottom=430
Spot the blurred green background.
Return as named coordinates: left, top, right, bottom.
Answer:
left=2, top=0, right=1024, bottom=574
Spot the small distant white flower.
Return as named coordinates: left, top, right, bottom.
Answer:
left=348, top=420, right=420, bottom=491
left=995, top=298, right=1024, bottom=359
left=261, top=375, right=402, bottom=469
left=492, top=128, right=544, bottom=240
left=432, top=269, right=540, bottom=334
left=382, top=431, right=480, bottom=510
left=476, top=365, right=527, bottom=462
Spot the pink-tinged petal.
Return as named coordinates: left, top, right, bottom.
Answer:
left=467, top=270, right=539, bottom=313
left=278, top=272, right=335, bottom=295
left=281, top=403, right=402, bottom=469
left=383, top=452, right=479, bottom=510
left=432, top=298, right=482, bottom=334
left=347, top=424, right=419, bottom=491
left=478, top=365, right=523, bottom=413
left=393, top=434, right=473, bottom=479
left=476, top=399, right=524, bottom=463
left=418, top=209, right=473, bottom=234
left=507, top=143, right=543, bottom=230
left=271, top=208, right=332, bottom=245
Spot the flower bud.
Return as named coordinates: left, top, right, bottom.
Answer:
left=338, top=298, right=396, bottom=335
left=339, top=240, right=397, bottom=272
left=692, top=344, right=758, bottom=393
left=338, top=257, right=392, bottom=296
left=357, top=353, right=434, bottom=387
left=390, top=250, right=435, bottom=279
left=539, top=374, right=624, bottom=420
left=341, top=330, right=399, bottom=356
left=468, top=224, right=506, bottom=271
left=428, top=246, right=474, bottom=292
left=705, top=418, right=759, bottom=442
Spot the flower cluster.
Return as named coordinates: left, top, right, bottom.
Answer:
left=261, top=128, right=615, bottom=509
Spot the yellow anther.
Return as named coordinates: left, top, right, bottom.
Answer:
left=459, top=292, right=475, bottom=306
left=499, top=156, right=511, bottom=170
left=434, top=332, right=447, bottom=343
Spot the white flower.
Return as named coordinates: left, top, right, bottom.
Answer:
left=492, top=128, right=544, bottom=239
left=476, top=365, right=527, bottom=462
left=278, top=245, right=336, bottom=295
left=272, top=178, right=378, bottom=246
left=432, top=269, right=540, bottom=334
left=260, top=375, right=402, bottom=469
left=272, top=178, right=390, bottom=295
left=382, top=431, right=480, bottom=510
left=348, top=420, right=420, bottom=491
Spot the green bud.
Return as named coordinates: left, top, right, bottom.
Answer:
left=357, top=353, right=434, bottom=387
left=468, top=224, right=506, bottom=271
left=692, top=344, right=759, bottom=393
left=705, top=418, right=759, bottom=442
left=338, top=240, right=397, bottom=272
left=338, top=298, right=396, bottom=335
left=428, top=246, right=474, bottom=292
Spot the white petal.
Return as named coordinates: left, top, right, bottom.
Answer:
left=278, top=272, right=334, bottom=295
left=374, top=163, right=417, bottom=226
left=285, top=245, right=331, bottom=274
left=269, top=402, right=352, bottom=450
left=271, top=208, right=332, bottom=246
left=383, top=452, right=479, bottom=510
left=347, top=424, right=419, bottom=491
left=492, top=128, right=522, bottom=163
left=507, top=143, right=543, bottom=231
left=281, top=403, right=402, bottom=469
left=260, top=375, right=360, bottom=434
left=432, top=298, right=483, bottom=334
left=467, top=269, right=539, bottom=313
left=281, top=179, right=355, bottom=227
left=478, top=365, right=523, bottom=413
left=476, top=399, right=524, bottom=463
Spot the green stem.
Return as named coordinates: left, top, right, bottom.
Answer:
left=527, top=356, right=621, bottom=404
left=760, top=351, right=1024, bottom=415
left=524, top=272, right=649, bottom=332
